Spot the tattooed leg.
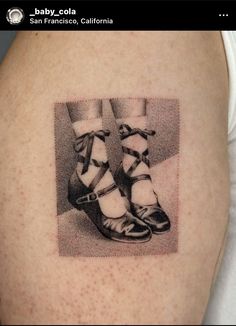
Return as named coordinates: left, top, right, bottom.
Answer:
left=110, top=98, right=171, bottom=234
left=67, top=99, right=152, bottom=242
left=67, top=100, right=126, bottom=218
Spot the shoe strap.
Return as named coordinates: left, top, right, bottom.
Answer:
left=122, top=147, right=150, bottom=176
left=74, top=129, right=110, bottom=175
left=88, top=165, right=109, bottom=191
left=119, top=124, right=155, bottom=177
left=130, top=174, right=151, bottom=183
left=119, top=124, right=155, bottom=140
left=76, top=182, right=117, bottom=205
left=77, top=156, right=110, bottom=193
left=77, top=155, right=109, bottom=169
left=74, top=129, right=117, bottom=204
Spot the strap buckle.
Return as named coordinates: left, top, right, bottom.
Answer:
left=76, top=192, right=98, bottom=205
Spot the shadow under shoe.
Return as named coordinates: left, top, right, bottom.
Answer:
left=115, top=163, right=171, bottom=234
left=68, top=169, right=152, bottom=243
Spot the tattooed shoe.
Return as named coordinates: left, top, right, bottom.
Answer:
left=68, top=129, right=152, bottom=243
left=114, top=124, right=171, bottom=234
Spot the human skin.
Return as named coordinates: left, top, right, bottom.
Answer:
left=0, top=31, right=229, bottom=324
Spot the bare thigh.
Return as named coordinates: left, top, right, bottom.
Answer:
left=0, top=31, right=229, bottom=325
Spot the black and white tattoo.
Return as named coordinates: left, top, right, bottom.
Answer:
left=54, top=98, right=179, bottom=257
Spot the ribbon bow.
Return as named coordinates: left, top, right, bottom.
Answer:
left=119, top=124, right=156, bottom=140
left=74, top=129, right=110, bottom=175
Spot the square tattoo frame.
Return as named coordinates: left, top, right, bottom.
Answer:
left=54, top=98, right=180, bottom=257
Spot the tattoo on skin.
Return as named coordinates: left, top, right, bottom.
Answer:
left=54, top=98, right=180, bottom=257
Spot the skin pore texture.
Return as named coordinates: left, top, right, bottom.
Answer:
left=0, top=32, right=229, bottom=324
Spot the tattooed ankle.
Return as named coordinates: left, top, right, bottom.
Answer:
left=54, top=98, right=180, bottom=257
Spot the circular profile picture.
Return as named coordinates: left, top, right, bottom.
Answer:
left=6, top=7, right=25, bottom=25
